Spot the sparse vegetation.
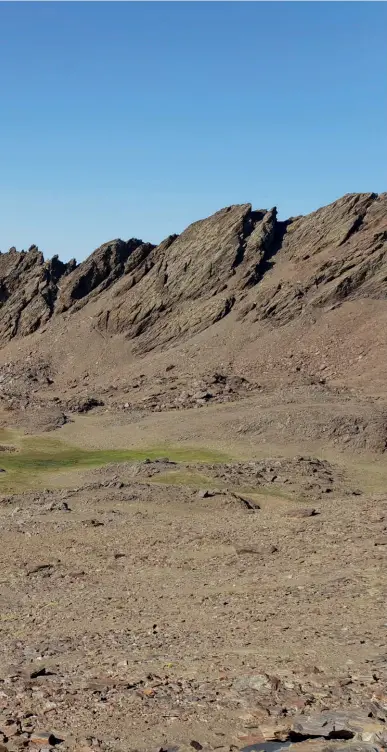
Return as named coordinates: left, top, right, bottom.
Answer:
left=0, top=432, right=231, bottom=492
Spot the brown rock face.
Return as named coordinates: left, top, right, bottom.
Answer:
left=0, top=246, right=72, bottom=342
left=91, top=192, right=387, bottom=353
left=94, top=204, right=282, bottom=350
left=240, top=192, right=387, bottom=325
left=0, top=192, right=386, bottom=352
left=55, top=238, right=154, bottom=313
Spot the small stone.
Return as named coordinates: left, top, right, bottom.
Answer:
left=3, top=723, right=19, bottom=737
left=370, top=692, right=387, bottom=720
left=286, top=508, right=318, bottom=518
left=68, top=570, right=86, bottom=579
left=231, top=493, right=260, bottom=511
left=117, top=660, right=128, bottom=668
left=30, top=732, right=58, bottom=746
left=192, top=391, right=213, bottom=401
left=190, top=743, right=203, bottom=751
left=141, top=688, right=156, bottom=698
left=234, top=673, right=273, bottom=693
left=29, top=666, right=49, bottom=679
left=235, top=544, right=278, bottom=556
left=198, top=489, right=214, bottom=499
left=26, top=564, right=53, bottom=576
left=260, top=724, right=292, bottom=742
left=82, top=519, right=104, bottom=527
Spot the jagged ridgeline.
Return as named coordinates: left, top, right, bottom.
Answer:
left=0, top=192, right=385, bottom=350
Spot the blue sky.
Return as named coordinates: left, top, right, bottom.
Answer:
left=1, top=2, right=386, bottom=261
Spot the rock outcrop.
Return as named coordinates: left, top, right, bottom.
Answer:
left=0, top=192, right=386, bottom=352
left=55, top=238, right=154, bottom=314
left=0, top=246, right=74, bottom=342
left=239, top=192, right=387, bottom=325
left=94, top=204, right=285, bottom=351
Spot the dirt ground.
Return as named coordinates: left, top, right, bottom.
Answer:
left=0, top=405, right=386, bottom=752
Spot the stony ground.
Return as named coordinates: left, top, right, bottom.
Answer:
left=0, top=192, right=386, bottom=752
left=0, top=451, right=386, bottom=752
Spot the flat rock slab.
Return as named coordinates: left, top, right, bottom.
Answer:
left=370, top=693, right=387, bottom=721
left=291, top=711, right=387, bottom=744
left=233, top=673, right=274, bottom=693
left=240, top=741, right=382, bottom=752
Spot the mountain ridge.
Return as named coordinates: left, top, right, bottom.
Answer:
left=0, top=190, right=386, bottom=444
left=0, top=192, right=385, bottom=351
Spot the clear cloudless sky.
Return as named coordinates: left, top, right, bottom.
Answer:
left=0, top=1, right=386, bottom=261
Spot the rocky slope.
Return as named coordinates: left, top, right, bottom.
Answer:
left=1, top=193, right=385, bottom=353
left=0, top=191, right=386, bottom=443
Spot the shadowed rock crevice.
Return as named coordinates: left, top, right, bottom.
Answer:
left=232, top=209, right=268, bottom=270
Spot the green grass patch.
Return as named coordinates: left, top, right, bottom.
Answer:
left=0, top=433, right=231, bottom=493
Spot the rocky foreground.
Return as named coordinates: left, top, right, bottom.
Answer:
left=0, top=456, right=386, bottom=752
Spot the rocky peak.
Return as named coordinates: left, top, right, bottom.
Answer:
left=94, top=203, right=293, bottom=350
left=0, top=192, right=385, bottom=351
left=237, top=191, right=387, bottom=326
left=0, top=245, right=73, bottom=341
left=55, top=237, right=154, bottom=314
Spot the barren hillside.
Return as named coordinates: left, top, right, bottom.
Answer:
left=0, top=192, right=385, bottom=448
